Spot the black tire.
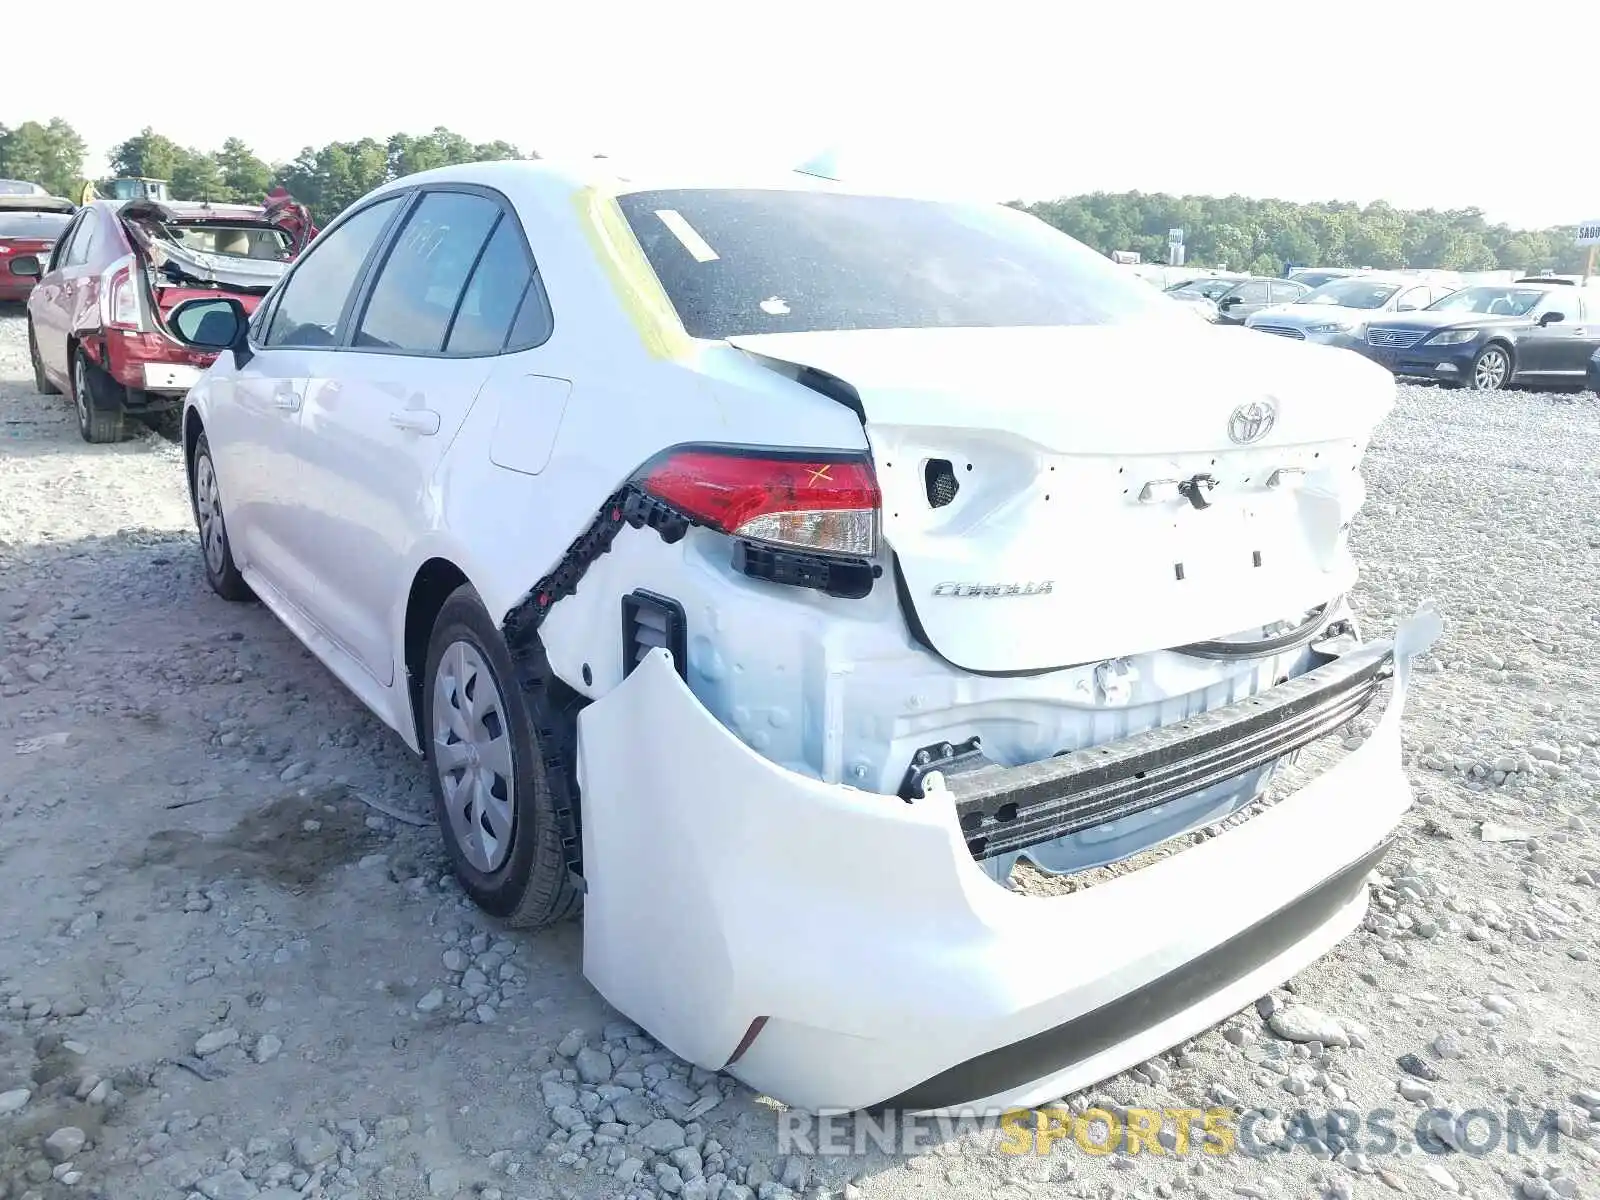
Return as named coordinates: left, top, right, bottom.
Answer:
left=71, top=348, right=127, bottom=444
left=28, top=320, right=59, bottom=395
left=422, top=585, right=581, bottom=928
left=1469, top=343, right=1513, bottom=391
left=189, top=432, right=254, bottom=602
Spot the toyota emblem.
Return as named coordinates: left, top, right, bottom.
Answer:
left=1227, top=401, right=1277, bottom=445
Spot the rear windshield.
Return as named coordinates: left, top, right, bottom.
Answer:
left=171, top=223, right=290, bottom=260
left=615, top=188, right=1178, bottom=339
left=0, top=212, right=72, bottom=238
left=1290, top=271, right=1347, bottom=288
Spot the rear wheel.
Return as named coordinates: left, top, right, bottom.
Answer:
left=72, top=349, right=127, bottom=443
left=1470, top=344, right=1512, bottom=391
left=422, top=586, right=581, bottom=928
left=27, top=320, right=59, bottom=395
left=190, top=432, right=253, bottom=602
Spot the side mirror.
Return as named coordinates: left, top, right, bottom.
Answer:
left=1538, top=311, right=1565, bottom=327
left=1219, top=295, right=1242, bottom=308
left=8, top=255, right=41, bottom=278
left=170, top=296, right=248, bottom=350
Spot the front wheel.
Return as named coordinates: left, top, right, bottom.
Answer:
left=1469, top=344, right=1512, bottom=391
left=190, top=432, right=254, bottom=602
left=422, top=586, right=581, bottom=928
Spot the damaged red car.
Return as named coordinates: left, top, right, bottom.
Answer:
left=0, top=195, right=76, bottom=303
left=21, top=193, right=313, bottom=441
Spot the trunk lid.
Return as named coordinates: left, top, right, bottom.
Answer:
left=727, top=324, right=1391, bottom=673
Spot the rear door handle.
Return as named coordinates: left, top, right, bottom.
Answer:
left=389, top=409, right=441, bottom=436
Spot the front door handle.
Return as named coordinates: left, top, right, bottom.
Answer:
left=272, top=386, right=301, bottom=412
left=389, top=409, right=441, bottom=436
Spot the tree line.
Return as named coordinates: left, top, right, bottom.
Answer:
left=1017, top=192, right=1592, bottom=276
left=1, top=116, right=1589, bottom=274
left=0, top=118, right=531, bottom=217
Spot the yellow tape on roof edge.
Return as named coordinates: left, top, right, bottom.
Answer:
left=573, top=187, right=695, bottom=361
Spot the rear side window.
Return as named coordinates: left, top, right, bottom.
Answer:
left=355, top=191, right=502, bottom=353
left=443, top=216, right=542, bottom=354
left=265, top=196, right=403, bottom=348
left=615, top=188, right=1179, bottom=339
left=63, top=214, right=97, bottom=266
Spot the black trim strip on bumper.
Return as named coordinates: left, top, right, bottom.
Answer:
left=945, top=645, right=1392, bottom=862
left=878, top=833, right=1395, bottom=1113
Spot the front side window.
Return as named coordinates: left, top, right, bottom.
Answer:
left=1232, top=281, right=1270, bottom=304
left=615, top=187, right=1181, bottom=340
left=45, top=214, right=84, bottom=269
left=264, top=195, right=403, bottom=348
left=355, top=191, right=502, bottom=353
left=1523, top=288, right=1578, bottom=321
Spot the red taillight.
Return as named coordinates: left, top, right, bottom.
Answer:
left=635, top=447, right=880, bottom=557
left=104, top=262, right=141, bottom=330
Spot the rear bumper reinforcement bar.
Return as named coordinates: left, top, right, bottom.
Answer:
left=938, top=641, right=1394, bottom=861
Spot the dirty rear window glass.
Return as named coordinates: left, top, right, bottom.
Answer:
left=615, top=188, right=1177, bottom=340
left=0, top=212, right=72, bottom=237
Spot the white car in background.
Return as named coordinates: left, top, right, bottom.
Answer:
left=1246, top=275, right=1460, bottom=349
left=169, top=160, right=1441, bottom=1114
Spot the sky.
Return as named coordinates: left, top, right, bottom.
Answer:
left=9, top=0, right=1594, bottom=230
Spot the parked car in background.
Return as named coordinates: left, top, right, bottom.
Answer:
left=0, top=179, right=52, bottom=196
left=163, top=157, right=1440, bottom=1115
left=1588, top=346, right=1600, bottom=395
left=1288, top=267, right=1362, bottom=289
left=0, top=195, right=76, bottom=303
left=20, top=194, right=313, bottom=441
left=1168, top=275, right=1310, bottom=325
left=1359, top=282, right=1600, bottom=390
left=1245, top=275, right=1457, bottom=348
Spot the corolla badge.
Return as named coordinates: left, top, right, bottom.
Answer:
left=1227, top=400, right=1277, bottom=445
left=932, top=581, right=1054, bottom=598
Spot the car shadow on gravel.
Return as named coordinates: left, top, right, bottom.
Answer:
left=0, top=409, right=178, bottom=459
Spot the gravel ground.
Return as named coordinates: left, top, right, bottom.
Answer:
left=2, top=304, right=1598, bottom=1200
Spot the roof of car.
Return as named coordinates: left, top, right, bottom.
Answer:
left=360, top=157, right=1012, bottom=207
left=122, top=199, right=271, bottom=222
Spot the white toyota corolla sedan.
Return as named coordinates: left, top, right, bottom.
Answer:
left=169, top=159, right=1442, bottom=1115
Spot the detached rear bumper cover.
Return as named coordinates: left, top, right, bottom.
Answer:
left=576, top=604, right=1443, bottom=1114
